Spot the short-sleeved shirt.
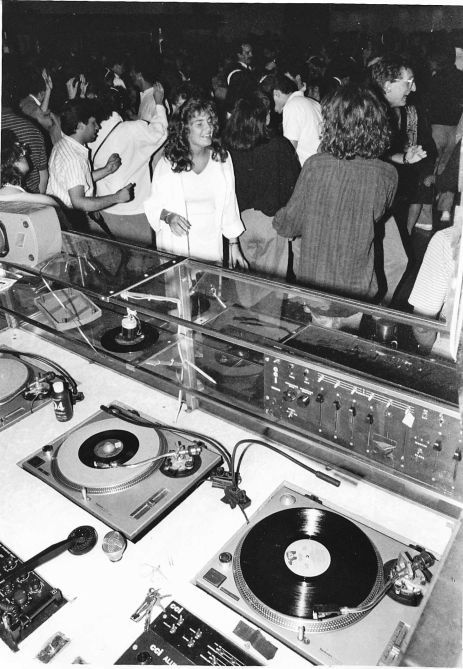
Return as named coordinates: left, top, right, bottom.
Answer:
left=1, top=108, right=48, bottom=193
left=47, top=134, right=93, bottom=208
left=409, top=227, right=454, bottom=321
left=282, top=91, right=322, bottom=166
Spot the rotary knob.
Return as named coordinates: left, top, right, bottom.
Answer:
left=13, top=588, right=28, bottom=607
left=297, top=394, right=310, bottom=407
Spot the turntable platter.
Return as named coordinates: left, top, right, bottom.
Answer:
left=234, top=507, right=383, bottom=632
left=53, top=418, right=167, bottom=493
left=0, top=357, right=29, bottom=404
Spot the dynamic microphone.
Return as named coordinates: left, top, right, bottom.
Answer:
left=0, top=526, right=97, bottom=586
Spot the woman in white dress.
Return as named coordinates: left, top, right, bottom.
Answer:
left=144, top=96, right=248, bottom=268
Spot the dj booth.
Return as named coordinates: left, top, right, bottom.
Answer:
left=0, top=203, right=461, bottom=666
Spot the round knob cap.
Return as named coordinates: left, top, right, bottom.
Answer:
left=13, top=588, right=28, bottom=606
left=136, top=651, right=153, bottom=665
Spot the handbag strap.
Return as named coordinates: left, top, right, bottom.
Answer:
left=91, top=121, right=122, bottom=164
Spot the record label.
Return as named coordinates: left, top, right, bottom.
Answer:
left=284, top=539, right=331, bottom=577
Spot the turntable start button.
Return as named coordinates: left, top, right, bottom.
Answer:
left=203, top=567, right=227, bottom=588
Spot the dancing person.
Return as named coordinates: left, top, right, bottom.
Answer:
left=144, top=96, right=247, bottom=268
left=273, top=84, right=397, bottom=306
left=223, top=91, right=299, bottom=292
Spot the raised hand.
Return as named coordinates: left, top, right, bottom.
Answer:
left=153, top=81, right=165, bottom=105
left=66, top=77, right=79, bottom=100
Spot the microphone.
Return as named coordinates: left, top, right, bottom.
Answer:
left=0, top=526, right=97, bottom=586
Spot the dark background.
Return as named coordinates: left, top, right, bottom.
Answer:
left=4, top=3, right=463, bottom=57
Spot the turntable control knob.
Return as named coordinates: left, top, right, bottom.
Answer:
left=4, top=556, right=17, bottom=571
left=297, top=394, right=310, bottom=408
left=136, top=651, right=153, bottom=665
left=366, top=413, right=374, bottom=424
left=283, top=389, right=297, bottom=402
left=219, top=552, right=233, bottom=564
left=316, top=393, right=324, bottom=404
left=453, top=448, right=462, bottom=462
left=280, top=493, right=297, bottom=506
left=42, top=444, right=53, bottom=460
left=433, top=440, right=442, bottom=452
left=28, top=577, right=42, bottom=594
left=333, top=400, right=341, bottom=411
left=13, top=588, right=27, bottom=607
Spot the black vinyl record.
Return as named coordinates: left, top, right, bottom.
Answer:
left=101, top=323, right=159, bottom=353
left=78, top=429, right=139, bottom=468
left=237, top=507, right=380, bottom=619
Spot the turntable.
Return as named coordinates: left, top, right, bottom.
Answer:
left=0, top=353, right=53, bottom=431
left=18, top=403, right=222, bottom=541
left=196, top=483, right=443, bottom=666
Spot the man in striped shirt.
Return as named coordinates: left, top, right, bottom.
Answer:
left=2, top=105, right=48, bottom=194
left=2, top=74, right=49, bottom=194
left=47, top=99, right=134, bottom=229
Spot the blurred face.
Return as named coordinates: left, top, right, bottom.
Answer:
left=14, top=155, right=30, bottom=178
left=187, top=111, right=214, bottom=150
left=456, top=47, right=463, bottom=71
left=384, top=67, right=416, bottom=108
left=113, top=63, right=125, bottom=76
left=273, top=89, right=287, bottom=114
left=130, top=69, right=143, bottom=90
left=81, top=116, right=100, bottom=143
left=238, top=43, right=253, bottom=66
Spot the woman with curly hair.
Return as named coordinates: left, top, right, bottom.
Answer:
left=0, top=129, right=59, bottom=208
left=273, top=84, right=398, bottom=302
left=144, top=96, right=247, bottom=267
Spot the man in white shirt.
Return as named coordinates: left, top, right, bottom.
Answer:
left=130, top=57, right=162, bottom=123
left=91, top=83, right=168, bottom=246
left=47, top=99, right=133, bottom=230
left=271, top=73, right=322, bottom=275
left=272, top=73, right=322, bottom=166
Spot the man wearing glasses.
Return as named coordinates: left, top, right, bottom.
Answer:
left=370, top=55, right=436, bottom=308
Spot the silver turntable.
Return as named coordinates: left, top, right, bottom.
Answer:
left=18, top=402, right=221, bottom=541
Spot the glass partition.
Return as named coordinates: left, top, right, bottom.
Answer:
left=0, top=230, right=460, bottom=504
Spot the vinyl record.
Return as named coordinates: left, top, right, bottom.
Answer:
left=78, top=429, right=139, bottom=468
left=101, top=323, right=159, bottom=353
left=234, top=507, right=382, bottom=631
left=0, top=357, right=30, bottom=404
left=52, top=417, right=167, bottom=494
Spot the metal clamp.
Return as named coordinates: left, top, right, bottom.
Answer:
left=130, top=587, right=170, bottom=631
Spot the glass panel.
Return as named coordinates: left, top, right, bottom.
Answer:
left=5, top=231, right=180, bottom=299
